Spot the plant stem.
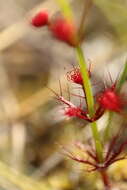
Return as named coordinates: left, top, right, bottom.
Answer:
left=78, top=0, right=92, bottom=42
left=54, top=0, right=73, bottom=20
left=91, top=122, right=103, bottom=162
left=100, top=170, right=111, bottom=190
left=76, top=45, right=103, bottom=162
left=117, top=61, right=127, bottom=91
left=103, top=111, right=113, bottom=142
left=76, top=46, right=94, bottom=115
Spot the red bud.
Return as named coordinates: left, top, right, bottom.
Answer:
left=31, top=11, right=48, bottom=27
left=67, top=67, right=83, bottom=85
left=49, top=18, right=77, bottom=46
left=97, top=88, right=123, bottom=112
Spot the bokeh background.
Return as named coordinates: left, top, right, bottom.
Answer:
left=0, top=0, right=127, bottom=189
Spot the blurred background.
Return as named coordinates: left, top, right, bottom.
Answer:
left=0, top=0, right=127, bottom=189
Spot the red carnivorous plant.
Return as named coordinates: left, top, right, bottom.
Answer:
left=30, top=0, right=127, bottom=189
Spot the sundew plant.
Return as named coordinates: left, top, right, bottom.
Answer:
left=31, top=0, right=127, bottom=189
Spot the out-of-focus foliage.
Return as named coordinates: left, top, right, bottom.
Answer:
left=0, top=0, right=127, bottom=190
left=94, top=0, right=127, bottom=44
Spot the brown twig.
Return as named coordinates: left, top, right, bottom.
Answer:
left=78, top=0, right=93, bottom=42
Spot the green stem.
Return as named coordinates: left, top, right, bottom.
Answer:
left=76, top=45, right=103, bottom=162
left=103, top=111, right=113, bottom=142
left=91, top=122, right=103, bottom=162
left=54, top=0, right=103, bottom=162
left=117, top=61, right=127, bottom=91
left=54, top=0, right=73, bottom=20
left=76, top=46, right=94, bottom=116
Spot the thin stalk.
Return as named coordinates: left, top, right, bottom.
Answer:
left=76, top=46, right=94, bottom=115
left=104, top=61, right=127, bottom=142
left=117, top=61, right=127, bottom=91
left=54, top=0, right=103, bottom=163
left=103, top=111, right=113, bottom=142
left=100, top=170, right=111, bottom=190
left=78, top=0, right=92, bottom=42
left=54, top=0, right=73, bottom=20
left=76, top=45, right=103, bottom=162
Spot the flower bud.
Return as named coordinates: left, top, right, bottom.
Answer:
left=67, top=67, right=83, bottom=85
left=97, top=88, right=123, bottom=112
left=49, top=18, right=77, bottom=46
left=31, top=11, right=48, bottom=27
